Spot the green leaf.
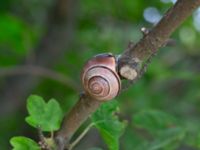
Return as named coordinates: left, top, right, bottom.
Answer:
left=186, top=132, right=200, bottom=148
left=133, top=110, right=178, bottom=135
left=10, top=136, right=41, bottom=150
left=25, top=95, right=63, bottom=132
left=147, top=127, right=186, bottom=150
left=92, top=101, right=127, bottom=150
left=133, top=110, right=186, bottom=150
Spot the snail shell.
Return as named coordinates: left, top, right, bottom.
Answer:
left=81, top=53, right=121, bottom=101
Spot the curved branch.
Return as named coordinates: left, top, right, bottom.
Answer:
left=0, top=66, right=79, bottom=91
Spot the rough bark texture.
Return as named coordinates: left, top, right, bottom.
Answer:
left=119, top=0, right=200, bottom=80
left=55, top=0, right=200, bottom=149
left=55, top=94, right=101, bottom=150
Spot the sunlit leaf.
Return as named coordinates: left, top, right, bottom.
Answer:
left=10, top=136, right=41, bottom=150
left=25, top=95, right=63, bottom=132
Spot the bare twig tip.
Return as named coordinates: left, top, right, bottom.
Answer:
left=141, top=27, right=149, bottom=35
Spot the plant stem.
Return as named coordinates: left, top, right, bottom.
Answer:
left=55, top=93, right=101, bottom=150
left=68, top=123, right=94, bottom=150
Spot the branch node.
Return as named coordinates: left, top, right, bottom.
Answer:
left=141, top=27, right=150, bottom=35
left=37, top=127, right=51, bottom=150
left=118, top=57, right=141, bottom=80
left=127, top=41, right=135, bottom=49
left=119, top=65, right=138, bottom=80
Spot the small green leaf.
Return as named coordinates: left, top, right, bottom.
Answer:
left=92, top=101, right=127, bottom=150
left=10, top=136, right=41, bottom=150
left=25, top=95, right=63, bottom=132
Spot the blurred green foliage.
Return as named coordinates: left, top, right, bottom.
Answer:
left=0, top=0, right=200, bottom=149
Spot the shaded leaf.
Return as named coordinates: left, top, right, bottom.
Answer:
left=133, top=109, right=178, bottom=135
left=133, top=110, right=186, bottom=150
left=147, top=127, right=186, bottom=150
left=92, top=101, right=127, bottom=150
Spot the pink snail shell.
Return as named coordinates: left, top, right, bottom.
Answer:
left=81, top=53, right=121, bottom=101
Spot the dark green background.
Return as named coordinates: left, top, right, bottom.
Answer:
left=0, top=0, right=200, bottom=149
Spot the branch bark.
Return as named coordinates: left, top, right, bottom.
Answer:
left=55, top=94, right=101, bottom=150
left=55, top=0, right=200, bottom=149
left=119, top=0, right=200, bottom=80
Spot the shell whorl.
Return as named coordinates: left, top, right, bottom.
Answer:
left=81, top=54, right=121, bottom=101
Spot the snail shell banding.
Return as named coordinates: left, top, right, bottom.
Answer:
left=81, top=53, right=121, bottom=101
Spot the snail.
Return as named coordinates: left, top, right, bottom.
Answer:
left=81, top=53, right=121, bottom=101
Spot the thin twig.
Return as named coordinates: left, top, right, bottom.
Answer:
left=38, top=127, right=46, bottom=144
left=68, top=123, right=94, bottom=150
left=51, top=131, right=54, bottom=139
left=68, top=120, right=105, bottom=150
left=0, top=65, right=79, bottom=91
left=37, top=127, right=51, bottom=150
left=55, top=93, right=102, bottom=150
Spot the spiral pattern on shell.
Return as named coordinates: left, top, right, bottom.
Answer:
left=81, top=54, right=121, bottom=101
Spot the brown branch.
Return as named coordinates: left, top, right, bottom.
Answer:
left=118, top=0, right=200, bottom=80
left=55, top=93, right=101, bottom=150
left=54, top=0, right=200, bottom=149
left=0, top=66, right=79, bottom=91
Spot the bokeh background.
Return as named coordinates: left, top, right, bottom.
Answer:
left=0, top=0, right=200, bottom=149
